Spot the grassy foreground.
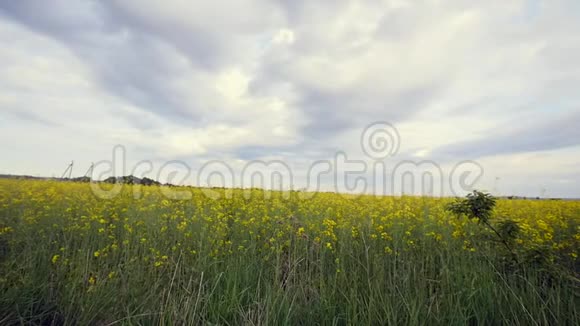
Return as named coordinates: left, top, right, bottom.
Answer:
left=0, top=179, right=578, bottom=325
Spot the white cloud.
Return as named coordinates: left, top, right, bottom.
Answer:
left=272, top=28, right=295, bottom=45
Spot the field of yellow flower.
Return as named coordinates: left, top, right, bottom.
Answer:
left=0, top=179, right=578, bottom=324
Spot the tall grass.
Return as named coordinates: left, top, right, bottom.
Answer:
left=0, top=180, right=578, bottom=325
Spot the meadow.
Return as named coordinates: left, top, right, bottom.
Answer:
left=0, top=179, right=578, bottom=325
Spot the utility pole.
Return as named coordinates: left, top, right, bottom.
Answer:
left=540, top=187, right=546, bottom=199
left=493, top=177, right=500, bottom=196
left=61, top=161, right=74, bottom=179
left=84, top=162, right=94, bottom=180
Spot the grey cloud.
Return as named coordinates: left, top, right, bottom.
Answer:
left=0, top=107, right=61, bottom=128
left=102, top=2, right=225, bottom=70
left=301, top=85, right=441, bottom=138
left=0, top=1, right=213, bottom=125
left=1, top=0, right=441, bottom=142
left=234, top=145, right=295, bottom=161
left=434, top=111, right=580, bottom=159
left=104, top=0, right=287, bottom=69
left=0, top=1, right=114, bottom=41
left=253, top=56, right=443, bottom=140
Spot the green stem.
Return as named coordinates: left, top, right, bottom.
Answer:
left=482, top=220, right=519, bottom=264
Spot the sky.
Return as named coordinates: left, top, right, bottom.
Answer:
left=0, top=0, right=579, bottom=198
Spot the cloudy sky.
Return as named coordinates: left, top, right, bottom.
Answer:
left=1, top=0, right=579, bottom=197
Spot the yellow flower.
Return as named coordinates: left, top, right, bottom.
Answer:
left=51, top=254, right=60, bottom=264
left=93, top=251, right=100, bottom=258
left=380, top=232, right=392, bottom=241
left=351, top=226, right=359, bottom=238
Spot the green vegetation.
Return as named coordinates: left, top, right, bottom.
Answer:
left=0, top=180, right=578, bottom=325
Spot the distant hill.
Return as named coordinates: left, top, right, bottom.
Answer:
left=102, top=176, right=161, bottom=186
left=497, top=195, right=579, bottom=201
left=0, top=174, right=51, bottom=181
